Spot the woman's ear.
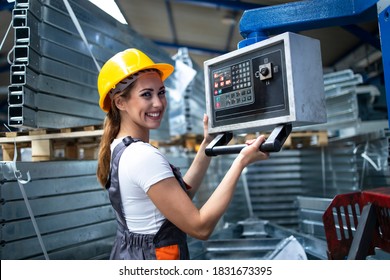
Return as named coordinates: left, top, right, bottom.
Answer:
left=113, top=96, right=126, bottom=111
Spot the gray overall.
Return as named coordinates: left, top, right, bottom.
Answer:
left=105, top=136, right=190, bottom=260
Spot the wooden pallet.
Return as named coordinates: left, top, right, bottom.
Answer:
left=167, top=133, right=204, bottom=152
left=0, top=126, right=103, bottom=161
left=241, top=130, right=328, bottom=149
left=1, top=126, right=329, bottom=161
left=149, top=134, right=203, bottom=153
left=284, top=130, right=328, bottom=149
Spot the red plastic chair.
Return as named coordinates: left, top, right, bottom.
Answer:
left=322, top=187, right=390, bottom=259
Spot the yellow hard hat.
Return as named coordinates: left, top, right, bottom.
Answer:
left=97, top=48, right=174, bottom=112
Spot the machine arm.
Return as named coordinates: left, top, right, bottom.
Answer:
left=238, top=0, right=379, bottom=47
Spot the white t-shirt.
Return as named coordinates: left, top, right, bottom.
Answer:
left=110, top=138, right=175, bottom=234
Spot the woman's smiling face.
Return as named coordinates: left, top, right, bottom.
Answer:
left=120, top=71, right=167, bottom=131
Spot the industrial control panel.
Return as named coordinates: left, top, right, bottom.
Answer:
left=204, top=32, right=326, bottom=135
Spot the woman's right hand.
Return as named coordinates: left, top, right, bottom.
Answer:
left=236, top=135, right=269, bottom=167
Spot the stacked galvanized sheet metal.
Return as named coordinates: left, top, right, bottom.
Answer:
left=302, top=69, right=386, bottom=136
left=0, top=160, right=115, bottom=260
left=7, top=0, right=175, bottom=141
left=322, top=69, right=363, bottom=131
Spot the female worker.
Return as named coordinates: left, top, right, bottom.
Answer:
left=96, top=48, right=269, bottom=260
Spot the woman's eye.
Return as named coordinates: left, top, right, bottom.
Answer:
left=141, top=91, right=152, bottom=97
left=158, top=90, right=166, bottom=96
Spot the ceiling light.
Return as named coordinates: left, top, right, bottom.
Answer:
left=88, top=0, right=127, bottom=24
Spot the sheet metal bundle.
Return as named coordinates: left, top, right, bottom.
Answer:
left=302, top=69, right=386, bottom=136
left=0, top=160, right=115, bottom=259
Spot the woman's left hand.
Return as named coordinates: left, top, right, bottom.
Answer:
left=202, top=114, right=214, bottom=145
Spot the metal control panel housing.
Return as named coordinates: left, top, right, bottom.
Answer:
left=204, top=32, right=326, bottom=134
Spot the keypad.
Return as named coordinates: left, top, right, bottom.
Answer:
left=214, top=60, right=254, bottom=110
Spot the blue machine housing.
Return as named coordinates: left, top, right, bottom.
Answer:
left=238, top=0, right=390, bottom=128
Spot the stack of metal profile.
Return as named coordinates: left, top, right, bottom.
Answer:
left=296, top=68, right=389, bottom=140
left=8, top=0, right=174, bottom=141
left=298, top=69, right=363, bottom=134
left=322, top=69, right=362, bottom=132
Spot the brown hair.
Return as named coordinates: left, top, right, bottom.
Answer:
left=96, top=86, right=132, bottom=187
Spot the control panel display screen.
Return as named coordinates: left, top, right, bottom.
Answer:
left=208, top=41, right=289, bottom=130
